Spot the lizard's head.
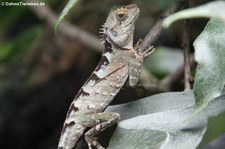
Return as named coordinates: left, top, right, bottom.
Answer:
left=101, top=4, right=140, bottom=49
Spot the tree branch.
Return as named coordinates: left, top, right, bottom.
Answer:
left=138, top=1, right=186, bottom=91
left=162, top=55, right=196, bottom=89
left=182, top=0, right=193, bottom=90
left=24, top=0, right=104, bottom=52
left=138, top=1, right=184, bottom=52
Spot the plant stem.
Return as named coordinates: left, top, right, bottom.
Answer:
left=182, top=0, right=193, bottom=90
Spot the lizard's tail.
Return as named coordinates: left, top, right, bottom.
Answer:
left=58, top=123, right=85, bottom=149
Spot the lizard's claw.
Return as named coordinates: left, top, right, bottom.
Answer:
left=86, top=136, right=105, bottom=149
left=134, top=39, right=155, bottom=59
left=141, top=46, right=155, bottom=59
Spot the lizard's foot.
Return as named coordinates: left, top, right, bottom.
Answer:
left=141, top=46, right=154, bottom=59
left=134, top=39, right=155, bottom=59
left=82, top=112, right=119, bottom=149
left=86, top=136, right=105, bottom=149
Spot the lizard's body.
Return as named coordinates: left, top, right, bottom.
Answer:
left=58, top=4, right=154, bottom=149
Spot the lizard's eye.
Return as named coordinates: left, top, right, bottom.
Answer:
left=116, top=13, right=127, bottom=21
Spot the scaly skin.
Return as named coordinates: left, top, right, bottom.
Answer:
left=58, top=4, right=154, bottom=149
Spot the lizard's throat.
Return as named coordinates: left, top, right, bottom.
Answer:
left=106, top=35, right=133, bottom=50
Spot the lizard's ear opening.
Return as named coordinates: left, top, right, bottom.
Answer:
left=110, top=28, right=118, bottom=37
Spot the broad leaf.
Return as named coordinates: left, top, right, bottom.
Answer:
left=163, top=1, right=225, bottom=28
left=193, top=18, right=225, bottom=108
left=107, top=92, right=225, bottom=149
left=106, top=91, right=194, bottom=149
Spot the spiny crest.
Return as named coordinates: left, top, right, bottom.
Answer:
left=99, top=23, right=107, bottom=44
left=111, top=4, right=129, bottom=14
left=114, top=5, right=129, bottom=15
left=110, top=5, right=120, bottom=13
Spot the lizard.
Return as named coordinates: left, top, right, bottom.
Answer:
left=58, top=4, right=154, bottom=149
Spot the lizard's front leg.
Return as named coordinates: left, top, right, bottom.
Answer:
left=76, top=112, right=120, bottom=149
left=129, top=42, right=154, bottom=87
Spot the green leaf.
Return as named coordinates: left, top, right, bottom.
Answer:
left=108, top=128, right=166, bottom=149
left=106, top=91, right=194, bottom=149
left=193, top=18, right=225, bottom=108
left=106, top=91, right=225, bottom=149
left=55, top=0, right=80, bottom=33
left=163, top=1, right=225, bottom=28
left=106, top=91, right=194, bottom=120
left=199, top=109, right=225, bottom=148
